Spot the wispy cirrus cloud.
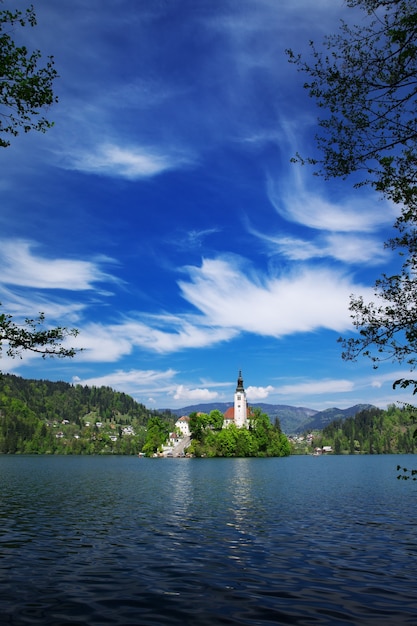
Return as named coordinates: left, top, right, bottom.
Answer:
left=70, top=316, right=237, bottom=361
left=242, top=139, right=396, bottom=266
left=64, top=255, right=373, bottom=359
left=0, top=286, right=86, bottom=324
left=0, top=241, right=375, bottom=364
left=72, top=368, right=178, bottom=397
left=252, top=231, right=389, bottom=265
left=0, top=240, right=117, bottom=291
left=175, top=228, right=220, bottom=251
left=267, top=171, right=394, bottom=233
left=62, top=143, right=190, bottom=180
left=178, top=256, right=371, bottom=337
left=277, top=378, right=355, bottom=396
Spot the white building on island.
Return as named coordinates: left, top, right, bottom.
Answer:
left=223, top=370, right=249, bottom=429
left=171, top=372, right=250, bottom=444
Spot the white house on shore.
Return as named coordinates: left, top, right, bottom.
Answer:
left=175, top=415, right=190, bottom=437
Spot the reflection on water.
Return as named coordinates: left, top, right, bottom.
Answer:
left=1, top=455, right=417, bottom=625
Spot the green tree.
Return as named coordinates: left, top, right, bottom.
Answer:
left=0, top=307, right=80, bottom=360
left=267, top=431, right=291, bottom=457
left=288, top=0, right=417, bottom=393
left=215, top=425, right=238, bottom=457
left=0, top=7, right=79, bottom=363
left=208, top=409, right=224, bottom=430
left=0, top=3, right=58, bottom=147
left=142, top=416, right=170, bottom=456
left=250, top=409, right=270, bottom=452
left=287, top=0, right=417, bottom=211
left=189, top=411, right=208, bottom=440
left=235, top=427, right=258, bottom=456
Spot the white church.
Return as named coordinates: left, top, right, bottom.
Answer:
left=222, top=370, right=249, bottom=428
left=174, top=370, right=249, bottom=435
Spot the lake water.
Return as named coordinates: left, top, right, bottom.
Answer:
left=0, top=454, right=416, bottom=625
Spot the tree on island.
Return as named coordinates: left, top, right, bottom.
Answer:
left=187, top=408, right=290, bottom=458
left=287, top=0, right=417, bottom=395
left=0, top=5, right=79, bottom=362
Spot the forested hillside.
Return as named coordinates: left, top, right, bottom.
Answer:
left=0, top=374, right=174, bottom=454
left=311, top=405, right=417, bottom=455
left=3, top=375, right=417, bottom=457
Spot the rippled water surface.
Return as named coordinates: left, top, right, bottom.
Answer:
left=1, top=454, right=416, bottom=625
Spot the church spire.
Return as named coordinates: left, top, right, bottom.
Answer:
left=236, top=369, right=244, bottom=392
left=234, top=369, right=247, bottom=428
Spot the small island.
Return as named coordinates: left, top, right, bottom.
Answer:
left=144, top=371, right=291, bottom=458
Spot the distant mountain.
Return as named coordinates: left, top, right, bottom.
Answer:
left=248, top=403, right=317, bottom=433
left=165, top=402, right=316, bottom=433
left=166, top=402, right=376, bottom=434
left=300, top=404, right=376, bottom=432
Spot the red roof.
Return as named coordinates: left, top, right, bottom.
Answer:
left=223, top=406, right=253, bottom=421
left=223, top=407, right=235, bottom=420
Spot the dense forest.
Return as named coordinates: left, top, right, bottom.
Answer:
left=309, top=405, right=417, bottom=455
left=0, top=374, right=175, bottom=454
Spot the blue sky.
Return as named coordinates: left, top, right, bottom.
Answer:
left=1, top=0, right=412, bottom=411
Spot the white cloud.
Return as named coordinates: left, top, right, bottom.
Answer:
left=0, top=246, right=375, bottom=364
left=0, top=240, right=115, bottom=291
left=172, top=385, right=219, bottom=402
left=0, top=285, right=85, bottom=323
left=267, top=172, right=394, bottom=233
left=61, top=255, right=376, bottom=359
left=255, top=232, right=389, bottom=265
left=71, top=371, right=220, bottom=407
left=64, top=143, right=188, bottom=179
left=176, top=228, right=220, bottom=251
left=72, top=316, right=237, bottom=360
left=366, top=369, right=412, bottom=390
left=277, top=379, right=354, bottom=396
left=246, top=385, right=274, bottom=400
left=72, top=368, right=177, bottom=395
left=179, top=257, right=371, bottom=337
left=124, top=317, right=237, bottom=354
left=70, top=324, right=134, bottom=361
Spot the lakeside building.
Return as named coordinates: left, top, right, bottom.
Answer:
left=176, top=415, right=190, bottom=437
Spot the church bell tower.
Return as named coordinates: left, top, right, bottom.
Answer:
left=234, top=370, right=247, bottom=428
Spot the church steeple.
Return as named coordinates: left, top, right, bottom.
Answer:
left=234, top=369, right=247, bottom=428
left=236, top=369, right=244, bottom=393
